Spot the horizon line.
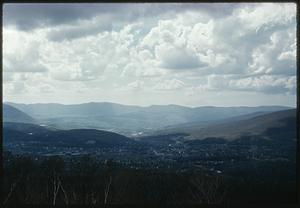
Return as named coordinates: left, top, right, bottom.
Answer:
left=3, top=101, right=296, bottom=109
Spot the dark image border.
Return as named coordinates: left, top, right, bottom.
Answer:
left=1, top=1, right=299, bottom=207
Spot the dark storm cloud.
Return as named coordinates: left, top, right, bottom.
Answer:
left=47, top=17, right=113, bottom=42
left=3, top=3, right=296, bottom=106
left=4, top=3, right=240, bottom=31
left=3, top=3, right=123, bottom=31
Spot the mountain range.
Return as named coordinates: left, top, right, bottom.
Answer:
left=161, top=109, right=296, bottom=141
left=2, top=102, right=296, bottom=148
left=3, top=104, right=36, bottom=124
left=4, top=102, right=292, bottom=136
left=3, top=121, right=134, bottom=148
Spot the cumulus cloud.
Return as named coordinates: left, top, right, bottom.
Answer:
left=248, top=29, right=296, bottom=76
left=229, top=75, right=296, bottom=94
left=40, top=84, right=54, bottom=93
left=3, top=29, right=48, bottom=73
left=127, top=80, right=144, bottom=91
left=141, top=18, right=212, bottom=70
left=3, top=3, right=297, bottom=106
left=236, top=3, right=296, bottom=30
left=3, top=3, right=119, bottom=31
left=3, top=72, right=14, bottom=83
left=4, top=82, right=27, bottom=94
left=195, top=74, right=296, bottom=95
left=4, top=3, right=240, bottom=31
left=4, top=54, right=48, bottom=73
left=154, top=79, right=185, bottom=91
left=155, top=43, right=208, bottom=69
left=47, top=14, right=114, bottom=41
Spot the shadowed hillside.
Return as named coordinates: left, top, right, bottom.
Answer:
left=3, top=122, right=134, bottom=148
left=3, top=104, right=36, bottom=124
left=6, top=102, right=291, bottom=136
left=159, top=109, right=296, bottom=141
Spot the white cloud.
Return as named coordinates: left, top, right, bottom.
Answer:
left=4, top=82, right=27, bottom=94
left=278, top=51, right=296, bottom=61
left=40, top=84, right=54, bottom=93
left=248, top=29, right=296, bottom=76
left=229, top=75, right=296, bottom=94
left=141, top=18, right=213, bottom=70
left=127, top=80, right=144, bottom=91
left=154, top=79, right=185, bottom=91
left=236, top=3, right=296, bottom=31
left=3, top=29, right=48, bottom=73
left=155, top=43, right=208, bottom=69
left=3, top=3, right=297, bottom=107
left=47, top=14, right=113, bottom=41
left=193, top=74, right=296, bottom=95
left=207, top=74, right=231, bottom=90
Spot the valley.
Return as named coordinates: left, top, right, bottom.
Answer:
left=3, top=102, right=296, bottom=174
left=2, top=102, right=297, bottom=205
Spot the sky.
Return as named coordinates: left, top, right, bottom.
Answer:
left=3, top=3, right=297, bottom=107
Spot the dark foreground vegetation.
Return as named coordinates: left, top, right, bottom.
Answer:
left=3, top=152, right=296, bottom=206
left=3, top=107, right=297, bottom=206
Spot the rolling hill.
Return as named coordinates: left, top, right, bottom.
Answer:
left=3, top=122, right=135, bottom=147
left=3, top=122, right=51, bottom=134
left=155, top=110, right=277, bottom=135
left=3, top=104, right=36, bottom=123
left=168, top=109, right=296, bottom=141
left=6, top=102, right=291, bottom=136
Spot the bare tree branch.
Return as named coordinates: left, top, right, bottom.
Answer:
left=53, top=172, right=60, bottom=205
left=104, top=176, right=112, bottom=204
left=3, top=174, right=22, bottom=206
left=58, top=177, right=69, bottom=205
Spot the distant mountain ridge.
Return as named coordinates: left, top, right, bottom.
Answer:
left=3, top=104, right=36, bottom=124
left=3, top=122, right=134, bottom=147
left=168, top=109, right=296, bottom=141
left=5, top=102, right=292, bottom=136
left=3, top=108, right=296, bottom=151
left=6, top=102, right=292, bottom=119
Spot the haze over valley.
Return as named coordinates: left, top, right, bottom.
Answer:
left=3, top=102, right=296, bottom=159
left=3, top=2, right=297, bottom=205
